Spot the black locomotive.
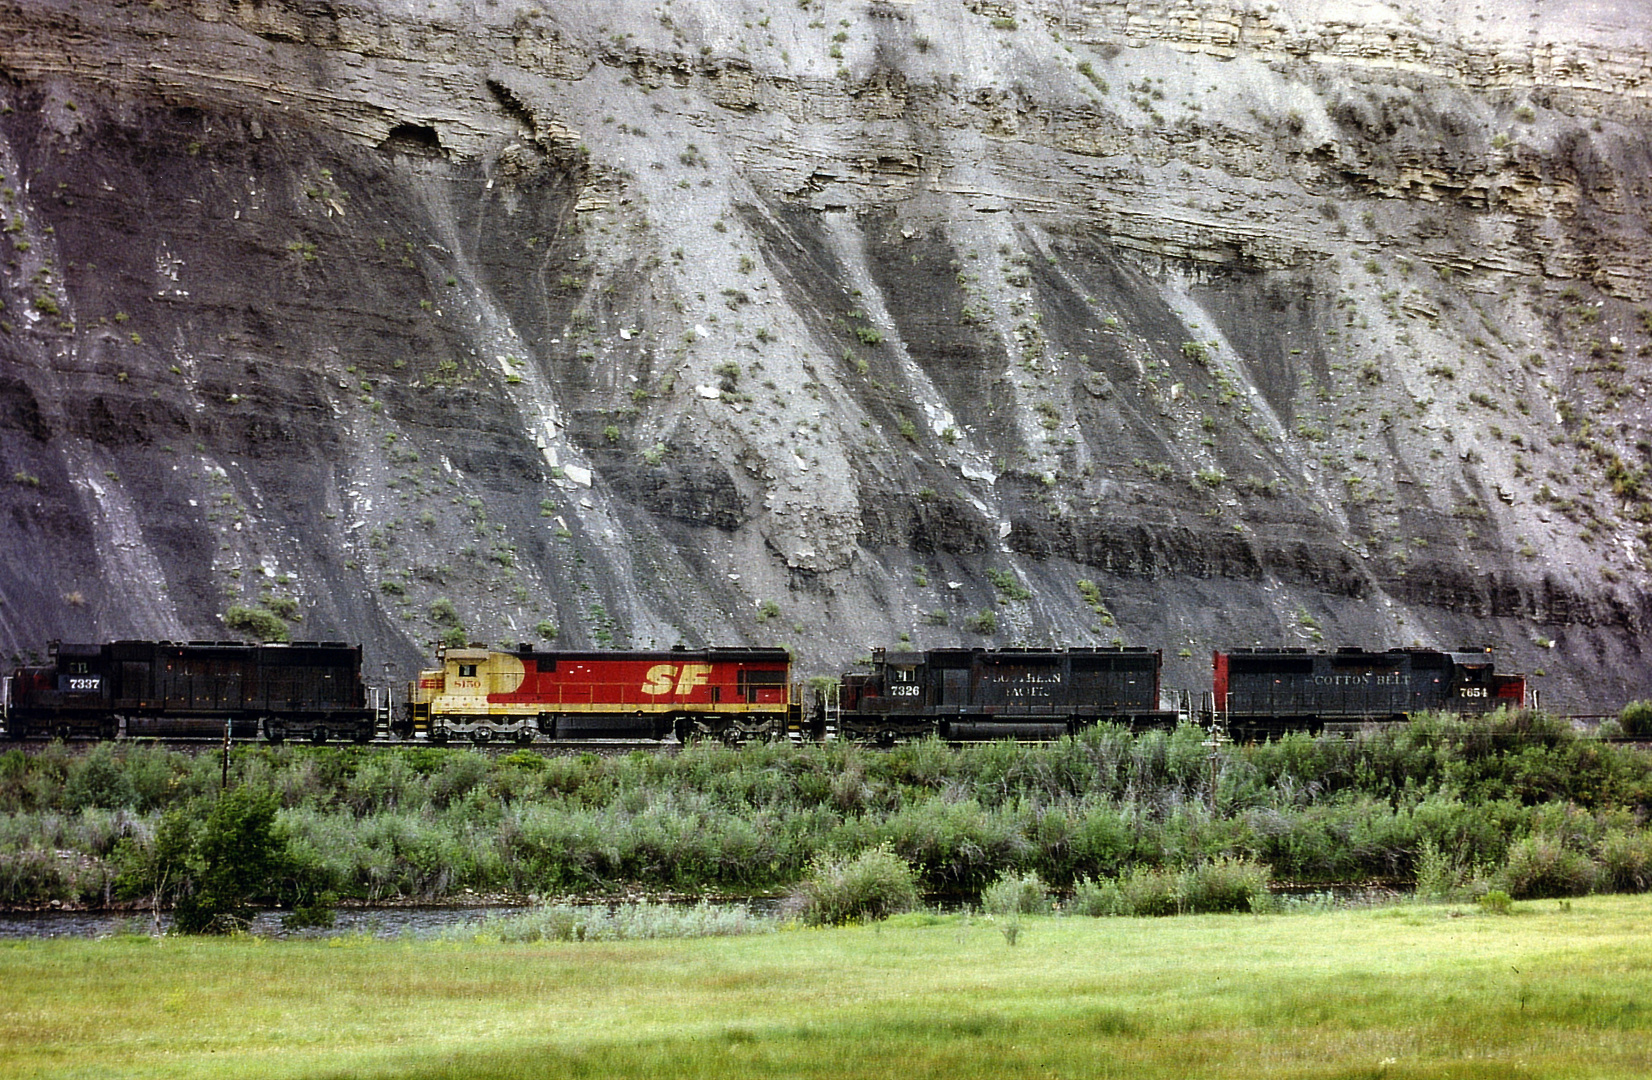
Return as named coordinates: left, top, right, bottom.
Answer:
left=835, top=646, right=1178, bottom=743
left=2, top=640, right=379, bottom=743
left=1214, top=646, right=1528, bottom=740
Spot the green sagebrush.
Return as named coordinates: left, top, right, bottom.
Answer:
left=7, top=712, right=1652, bottom=913
left=790, top=843, right=920, bottom=925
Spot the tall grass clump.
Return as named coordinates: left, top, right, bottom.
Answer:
left=457, top=900, right=776, bottom=942
left=1115, top=864, right=1182, bottom=916
left=980, top=869, right=1052, bottom=915
left=1181, top=856, right=1273, bottom=913
left=1068, top=858, right=1271, bottom=916
left=1596, top=828, right=1652, bottom=893
left=1414, top=837, right=1474, bottom=900
left=1619, top=700, right=1652, bottom=736
left=789, top=844, right=920, bottom=925
left=1496, top=835, right=1597, bottom=899
left=1068, top=876, right=1125, bottom=916
left=0, top=847, right=113, bottom=906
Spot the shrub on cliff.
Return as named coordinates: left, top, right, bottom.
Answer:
left=224, top=605, right=288, bottom=642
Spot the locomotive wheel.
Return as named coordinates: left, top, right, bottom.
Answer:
left=471, top=728, right=492, bottom=745
left=430, top=730, right=448, bottom=746
left=264, top=720, right=286, bottom=744
left=310, top=726, right=329, bottom=745
left=514, top=729, right=535, bottom=745
left=54, top=724, right=73, bottom=743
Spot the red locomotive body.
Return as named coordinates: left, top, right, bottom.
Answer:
left=403, top=645, right=801, bottom=743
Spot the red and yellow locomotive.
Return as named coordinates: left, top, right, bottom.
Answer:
left=400, top=645, right=803, bottom=744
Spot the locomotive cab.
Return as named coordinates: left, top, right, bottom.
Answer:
left=870, top=652, right=929, bottom=712
left=839, top=651, right=934, bottom=744
left=409, top=646, right=537, bottom=745
left=1446, top=649, right=1527, bottom=712
left=6, top=643, right=115, bottom=740
left=1447, top=652, right=1494, bottom=708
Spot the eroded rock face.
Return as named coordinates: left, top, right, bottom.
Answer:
left=0, top=0, right=1648, bottom=709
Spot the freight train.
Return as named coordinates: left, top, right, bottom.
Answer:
left=1, top=640, right=1528, bottom=745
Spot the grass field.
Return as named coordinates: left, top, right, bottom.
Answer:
left=3, top=898, right=1651, bottom=1079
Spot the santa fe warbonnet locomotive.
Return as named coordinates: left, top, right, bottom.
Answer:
left=400, top=645, right=802, bottom=744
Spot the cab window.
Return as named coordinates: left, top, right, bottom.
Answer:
left=458, top=664, right=478, bottom=678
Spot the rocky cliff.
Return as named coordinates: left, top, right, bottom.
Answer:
left=1, top=0, right=1649, bottom=708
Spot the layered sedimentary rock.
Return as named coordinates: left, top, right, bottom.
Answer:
left=0, top=0, right=1648, bottom=708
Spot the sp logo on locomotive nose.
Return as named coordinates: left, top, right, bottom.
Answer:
left=641, top=663, right=712, bottom=696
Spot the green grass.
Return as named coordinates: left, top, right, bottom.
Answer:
left=4, top=897, right=1652, bottom=1078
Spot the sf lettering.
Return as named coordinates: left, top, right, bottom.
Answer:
left=642, top=664, right=712, bottom=696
